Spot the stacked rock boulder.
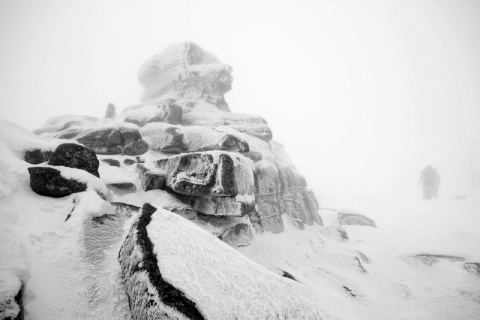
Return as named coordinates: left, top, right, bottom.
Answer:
left=26, top=42, right=328, bottom=319
left=34, top=42, right=322, bottom=245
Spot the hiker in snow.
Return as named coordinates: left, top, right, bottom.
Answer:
left=418, top=165, right=437, bottom=200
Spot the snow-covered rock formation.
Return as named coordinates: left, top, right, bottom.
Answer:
left=33, top=41, right=323, bottom=243
left=5, top=42, right=326, bottom=319
left=3, top=42, right=479, bottom=320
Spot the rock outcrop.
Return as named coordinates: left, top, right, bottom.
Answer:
left=138, top=42, right=232, bottom=110
left=32, top=41, right=323, bottom=242
left=118, top=204, right=324, bottom=319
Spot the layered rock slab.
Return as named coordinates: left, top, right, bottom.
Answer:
left=119, top=204, right=325, bottom=320
left=156, top=151, right=254, bottom=197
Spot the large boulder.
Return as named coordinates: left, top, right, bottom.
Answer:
left=123, top=101, right=183, bottom=126
left=28, top=167, right=87, bottom=198
left=106, top=182, right=137, bottom=196
left=156, top=151, right=254, bottom=197
left=48, top=143, right=100, bottom=177
left=141, top=123, right=249, bottom=154
left=118, top=204, right=325, bottom=319
left=53, top=125, right=147, bottom=156
left=190, top=194, right=256, bottom=217
left=138, top=42, right=232, bottom=110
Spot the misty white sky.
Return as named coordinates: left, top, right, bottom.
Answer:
left=1, top=0, right=479, bottom=201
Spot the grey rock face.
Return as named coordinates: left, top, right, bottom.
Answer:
left=54, top=126, right=144, bottom=156
left=123, top=101, right=183, bottom=126
left=221, top=223, right=253, bottom=248
left=338, top=212, right=376, bottom=227
left=123, top=140, right=149, bottom=156
left=252, top=162, right=322, bottom=233
left=156, top=151, right=254, bottom=197
left=191, top=195, right=255, bottom=217
left=140, top=171, right=166, bottom=192
left=141, top=123, right=250, bottom=154
left=28, top=167, right=87, bottom=197
left=106, top=182, right=137, bottom=195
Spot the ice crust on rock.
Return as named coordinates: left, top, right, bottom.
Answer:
left=119, top=203, right=326, bottom=320
left=138, top=42, right=231, bottom=110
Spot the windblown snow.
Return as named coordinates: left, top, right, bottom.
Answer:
left=1, top=117, right=479, bottom=319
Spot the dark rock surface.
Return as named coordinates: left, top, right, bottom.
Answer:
left=140, top=171, right=166, bottom=192
left=28, top=167, right=87, bottom=198
left=281, top=271, right=297, bottom=282
left=123, top=159, right=135, bottom=166
left=53, top=125, right=143, bottom=155
left=156, top=152, right=254, bottom=197
left=48, top=143, right=100, bottom=177
left=123, top=140, right=149, bottom=156
left=123, top=101, right=183, bottom=126
left=104, top=103, right=116, bottom=119
left=191, top=195, right=255, bottom=217
left=24, top=149, right=53, bottom=164
left=101, top=159, right=120, bottom=167
left=338, top=212, right=376, bottom=227
left=118, top=203, right=204, bottom=320
left=106, top=182, right=137, bottom=195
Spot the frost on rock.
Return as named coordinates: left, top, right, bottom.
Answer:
left=407, top=254, right=466, bottom=266
left=141, top=123, right=249, bottom=154
left=337, top=212, right=376, bottom=227
left=155, top=151, right=254, bottom=197
left=252, top=160, right=322, bottom=233
left=0, top=271, right=24, bottom=320
left=119, top=204, right=326, bottom=320
left=138, top=42, right=231, bottom=110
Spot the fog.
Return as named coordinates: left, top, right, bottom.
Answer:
left=1, top=0, right=479, bottom=202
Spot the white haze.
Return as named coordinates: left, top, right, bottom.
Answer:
left=0, top=0, right=479, bottom=202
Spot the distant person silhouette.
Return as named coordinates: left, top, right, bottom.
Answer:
left=418, top=165, right=438, bottom=200
left=432, top=169, right=441, bottom=198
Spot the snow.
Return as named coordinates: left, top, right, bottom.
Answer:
left=1, top=118, right=479, bottom=319
left=239, top=195, right=480, bottom=320
left=147, top=208, right=328, bottom=320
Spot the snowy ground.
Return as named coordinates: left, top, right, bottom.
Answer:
left=1, top=119, right=479, bottom=319
left=240, top=194, right=480, bottom=320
